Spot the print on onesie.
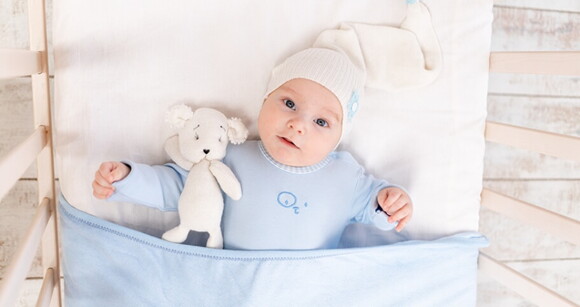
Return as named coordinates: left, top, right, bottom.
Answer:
left=277, top=191, right=309, bottom=215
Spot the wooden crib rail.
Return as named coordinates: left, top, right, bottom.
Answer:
left=485, top=121, right=580, bottom=162
left=0, top=49, right=44, bottom=78
left=0, top=198, right=52, bottom=306
left=481, top=189, right=580, bottom=247
left=0, top=126, right=48, bottom=201
left=480, top=185, right=580, bottom=306
left=0, top=0, right=61, bottom=306
left=36, top=268, right=57, bottom=307
left=482, top=76, right=580, bottom=304
left=483, top=49, right=579, bottom=305
left=479, top=253, right=578, bottom=307
left=489, top=51, right=580, bottom=75
left=480, top=183, right=580, bottom=306
left=481, top=121, right=580, bottom=305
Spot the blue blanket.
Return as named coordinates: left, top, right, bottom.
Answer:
left=59, top=195, right=487, bottom=306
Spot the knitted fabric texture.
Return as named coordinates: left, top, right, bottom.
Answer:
left=264, top=2, right=442, bottom=143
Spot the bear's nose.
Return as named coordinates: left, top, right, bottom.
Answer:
left=203, top=149, right=210, bottom=154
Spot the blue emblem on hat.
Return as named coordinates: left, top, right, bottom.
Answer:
left=347, top=90, right=360, bottom=122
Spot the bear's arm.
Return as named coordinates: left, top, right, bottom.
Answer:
left=209, top=160, right=242, bottom=200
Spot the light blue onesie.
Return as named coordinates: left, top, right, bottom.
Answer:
left=110, top=140, right=397, bottom=250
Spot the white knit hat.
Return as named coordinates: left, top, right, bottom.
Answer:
left=265, top=48, right=365, bottom=142
left=264, top=2, right=442, bottom=144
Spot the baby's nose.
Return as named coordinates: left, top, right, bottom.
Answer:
left=288, top=119, right=305, bottom=135
left=203, top=149, right=210, bottom=154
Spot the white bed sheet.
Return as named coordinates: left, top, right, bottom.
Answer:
left=53, top=0, right=492, bottom=241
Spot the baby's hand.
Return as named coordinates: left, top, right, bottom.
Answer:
left=377, top=187, right=413, bottom=232
left=92, top=162, right=130, bottom=199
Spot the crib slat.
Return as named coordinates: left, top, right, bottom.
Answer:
left=485, top=121, right=580, bottom=162
left=489, top=51, right=580, bottom=75
left=0, top=198, right=52, bottom=307
left=0, top=49, right=43, bottom=78
left=28, top=0, right=63, bottom=305
left=481, top=188, right=580, bottom=246
left=35, top=268, right=55, bottom=307
left=0, top=126, right=47, bottom=201
left=479, top=253, right=577, bottom=306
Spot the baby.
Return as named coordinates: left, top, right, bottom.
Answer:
left=92, top=47, right=413, bottom=250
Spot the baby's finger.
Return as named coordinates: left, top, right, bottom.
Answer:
left=110, top=163, right=129, bottom=182
left=377, top=189, right=389, bottom=207
left=385, top=198, right=407, bottom=216
left=388, top=205, right=412, bottom=224
left=97, top=163, right=115, bottom=181
left=92, top=180, right=113, bottom=199
left=381, top=191, right=402, bottom=212
left=395, top=216, right=410, bottom=232
left=94, top=170, right=113, bottom=188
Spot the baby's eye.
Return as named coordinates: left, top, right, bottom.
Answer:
left=284, top=99, right=296, bottom=110
left=314, top=118, right=328, bottom=127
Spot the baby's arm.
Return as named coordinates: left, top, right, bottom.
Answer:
left=92, top=161, right=131, bottom=199
left=377, top=187, right=413, bottom=232
left=92, top=160, right=186, bottom=211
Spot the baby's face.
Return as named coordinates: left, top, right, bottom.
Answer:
left=258, top=78, right=342, bottom=167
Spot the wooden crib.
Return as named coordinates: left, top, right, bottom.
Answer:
left=0, top=0, right=579, bottom=306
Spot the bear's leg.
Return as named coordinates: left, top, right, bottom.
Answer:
left=162, top=225, right=190, bottom=243
left=206, top=227, right=223, bottom=249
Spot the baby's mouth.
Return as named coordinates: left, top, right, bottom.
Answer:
left=278, top=136, right=299, bottom=149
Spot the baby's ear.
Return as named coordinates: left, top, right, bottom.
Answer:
left=165, top=104, right=194, bottom=130
left=227, top=117, right=248, bottom=144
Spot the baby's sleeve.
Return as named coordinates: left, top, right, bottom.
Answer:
left=109, top=161, right=187, bottom=211
left=351, top=169, right=398, bottom=231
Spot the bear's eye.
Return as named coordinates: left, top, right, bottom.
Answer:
left=195, top=133, right=199, bottom=140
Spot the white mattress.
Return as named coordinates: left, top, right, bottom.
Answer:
left=53, top=0, right=492, bottom=241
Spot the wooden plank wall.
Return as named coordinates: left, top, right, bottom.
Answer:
left=479, top=1, right=580, bottom=306
left=1, top=0, right=578, bottom=305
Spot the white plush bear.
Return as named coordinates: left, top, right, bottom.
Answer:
left=162, top=104, right=248, bottom=248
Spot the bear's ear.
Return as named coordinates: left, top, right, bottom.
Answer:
left=165, top=104, right=194, bottom=129
left=227, top=117, right=248, bottom=145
